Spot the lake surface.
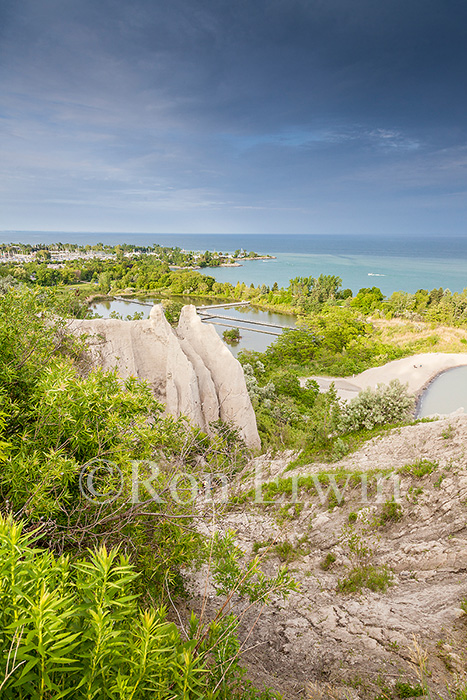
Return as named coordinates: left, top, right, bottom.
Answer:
left=90, top=298, right=295, bottom=357
left=417, top=365, right=467, bottom=417
left=4, top=232, right=467, bottom=295
left=207, top=252, right=467, bottom=298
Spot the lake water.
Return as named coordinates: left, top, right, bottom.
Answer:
left=90, top=298, right=295, bottom=357
left=207, top=252, right=467, bottom=298
left=417, top=365, right=467, bottom=417
left=4, top=232, right=467, bottom=295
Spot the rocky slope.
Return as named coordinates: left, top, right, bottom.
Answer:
left=71, top=304, right=261, bottom=449
left=186, top=414, right=467, bottom=699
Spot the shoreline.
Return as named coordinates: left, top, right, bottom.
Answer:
left=301, top=353, right=467, bottom=404
left=238, top=255, right=276, bottom=261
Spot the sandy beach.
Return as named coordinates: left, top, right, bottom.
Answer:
left=301, top=352, right=467, bottom=401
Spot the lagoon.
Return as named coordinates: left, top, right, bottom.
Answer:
left=90, top=298, right=296, bottom=357
left=417, top=365, right=467, bottom=417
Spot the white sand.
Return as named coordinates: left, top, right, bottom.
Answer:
left=302, top=353, right=467, bottom=401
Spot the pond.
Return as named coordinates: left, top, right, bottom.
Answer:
left=89, top=297, right=296, bottom=357
left=417, top=365, right=467, bottom=417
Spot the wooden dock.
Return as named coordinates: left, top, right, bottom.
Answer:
left=198, top=311, right=288, bottom=330
left=195, top=301, right=251, bottom=310
left=201, top=320, right=281, bottom=336
left=111, top=298, right=291, bottom=337
left=113, top=296, right=153, bottom=307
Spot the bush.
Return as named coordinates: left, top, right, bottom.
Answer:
left=337, top=564, right=393, bottom=594
left=379, top=498, right=403, bottom=525
left=161, top=298, right=183, bottom=324
left=0, top=517, right=293, bottom=699
left=320, top=552, right=336, bottom=570
left=338, top=379, right=415, bottom=433
left=268, top=369, right=318, bottom=409
left=0, top=287, right=252, bottom=593
left=223, top=327, right=241, bottom=343
left=243, top=364, right=276, bottom=406
left=0, top=516, right=212, bottom=699
left=265, top=328, right=319, bottom=365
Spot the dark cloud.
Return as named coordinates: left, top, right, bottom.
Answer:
left=1, top=0, right=467, bottom=232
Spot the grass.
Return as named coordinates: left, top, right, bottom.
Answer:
left=398, top=459, right=438, bottom=478
left=372, top=317, right=467, bottom=355
left=230, top=466, right=396, bottom=510
left=252, top=538, right=308, bottom=562
left=337, top=564, right=393, bottom=594
left=378, top=498, right=403, bottom=526
left=320, top=552, right=336, bottom=571
left=291, top=418, right=437, bottom=467
left=274, top=540, right=297, bottom=562
left=394, top=682, right=424, bottom=698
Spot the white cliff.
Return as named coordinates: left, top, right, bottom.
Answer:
left=70, top=304, right=261, bottom=450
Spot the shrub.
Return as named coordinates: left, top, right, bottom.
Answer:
left=379, top=498, right=403, bottom=525
left=0, top=286, right=253, bottom=593
left=265, top=328, right=320, bottom=365
left=332, top=437, right=350, bottom=460
left=338, top=379, right=415, bottom=433
left=267, top=369, right=301, bottom=399
left=161, top=298, right=183, bottom=324
left=0, top=516, right=211, bottom=699
left=0, top=517, right=294, bottom=699
left=320, top=552, right=337, bottom=570
left=337, top=564, right=393, bottom=593
left=243, top=363, right=276, bottom=406
left=223, top=327, right=241, bottom=343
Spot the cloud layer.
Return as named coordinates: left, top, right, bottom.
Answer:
left=1, top=0, right=467, bottom=234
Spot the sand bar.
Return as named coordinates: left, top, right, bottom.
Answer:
left=301, top=353, right=467, bottom=401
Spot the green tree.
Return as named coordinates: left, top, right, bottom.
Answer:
left=98, top=272, right=112, bottom=293
left=350, top=287, right=384, bottom=314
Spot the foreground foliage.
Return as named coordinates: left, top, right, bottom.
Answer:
left=0, top=288, right=248, bottom=583
left=0, top=516, right=292, bottom=699
left=0, top=286, right=294, bottom=698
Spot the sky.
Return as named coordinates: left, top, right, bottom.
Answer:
left=1, top=0, right=467, bottom=236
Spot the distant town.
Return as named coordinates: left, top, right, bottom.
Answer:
left=0, top=242, right=274, bottom=268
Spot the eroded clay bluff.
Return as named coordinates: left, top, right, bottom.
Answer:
left=185, top=414, right=467, bottom=699
left=70, top=304, right=261, bottom=449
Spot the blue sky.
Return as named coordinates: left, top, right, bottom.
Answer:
left=1, top=0, right=467, bottom=235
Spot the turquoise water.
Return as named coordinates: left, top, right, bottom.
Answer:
left=90, top=298, right=295, bottom=357
left=417, top=365, right=467, bottom=417
left=3, top=232, right=467, bottom=295
left=207, top=252, right=467, bottom=297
